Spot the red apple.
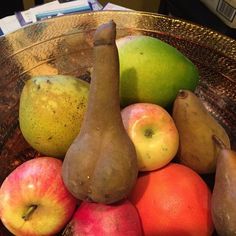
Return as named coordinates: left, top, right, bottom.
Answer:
left=63, top=200, right=143, bottom=236
left=0, top=157, right=77, bottom=236
left=121, top=103, right=179, bottom=171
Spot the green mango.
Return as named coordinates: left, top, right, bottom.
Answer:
left=117, top=35, right=199, bottom=108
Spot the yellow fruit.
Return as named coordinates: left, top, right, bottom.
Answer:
left=117, top=35, right=199, bottom=108
left=19, top=75, right=89, bottom=158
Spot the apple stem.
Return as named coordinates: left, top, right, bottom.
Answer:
left=22, top=204, right=38, bottom=221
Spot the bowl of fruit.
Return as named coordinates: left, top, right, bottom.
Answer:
left=0, top=11, right=235, bottom=236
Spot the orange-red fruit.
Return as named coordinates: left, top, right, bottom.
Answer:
left=129, top=163, right=214, bottom=236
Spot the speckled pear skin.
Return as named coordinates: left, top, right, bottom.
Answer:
left=19, top=75, right=89, bottom=158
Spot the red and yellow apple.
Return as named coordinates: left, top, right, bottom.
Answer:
left=121, top=103, right=179, bottom=171
left=0, top=157, right=77, bottom=236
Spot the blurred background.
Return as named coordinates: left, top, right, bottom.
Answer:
left=24, top=0, right=160, bottom=12
left=0, top=0, right=235, bottom=39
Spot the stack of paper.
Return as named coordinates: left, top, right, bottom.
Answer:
left=0, top=1, right=132, bottom=36
left=17, top=0, right=92, bottom=25
left=0, top=15, right=21, bottom=36
left=0, top=0, right=102, bottom=36
left=103, top=3, right=132, bottom=11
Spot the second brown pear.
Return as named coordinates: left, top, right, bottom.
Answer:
left=172, top=90, right=231, bottom=174
left=62, top=21, right=138, bottom=204
left=211, top=138, right=236, bottom=236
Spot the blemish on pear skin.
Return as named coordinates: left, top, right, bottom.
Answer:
left=162, top=146, right=168, bottom=152
left=104, top=194, right=110, bottom=199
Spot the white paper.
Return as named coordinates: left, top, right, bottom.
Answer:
left=0, top=15, right=22, bottom=36
left=0, top=0, right=133, bottom=36
left=88, top=0, right=103, bottom=10
left=103, top=3, right=132, bottom=11
left=29, top=0, right=91, bottom=22
left=18, top=9, right=34, bottom=25
left=1, top=0, right=92, bottom=36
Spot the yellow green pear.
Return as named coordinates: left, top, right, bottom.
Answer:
left=19, top=75, right=89, bottom=158
left=117, top=35, right=199, bottom=108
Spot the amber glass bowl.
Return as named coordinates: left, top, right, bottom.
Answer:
left=0, top=11, right=235, bottom=235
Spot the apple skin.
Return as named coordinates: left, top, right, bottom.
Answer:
left=63, top=200, right=143, bottom=236
left=0, top=157, right=78, bottom=236
left=121, top=103, right=179, bottom=171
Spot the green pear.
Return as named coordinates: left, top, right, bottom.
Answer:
left=117, top=35, right=199, bottom=108
left=19, top=75, right=89, bottom=158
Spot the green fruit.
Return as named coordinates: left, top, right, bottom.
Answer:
left=117, top=35, right=199, bottom=108
left=19, top=75, right=89, bottom=158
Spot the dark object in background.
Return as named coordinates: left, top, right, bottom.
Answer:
left=35, top=0, right=44, bottom=5
left=0, top=0, right=24, bottom=18
left=159, top=0, right=236, bottom=39
left=0, top=0, right=46, bottom=19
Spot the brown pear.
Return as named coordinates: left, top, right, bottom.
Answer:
left=172, top=90, right=231, bottom=174
left=212, top=136, right=236, bottom=236
left=62, top=21, right=138, bottom=204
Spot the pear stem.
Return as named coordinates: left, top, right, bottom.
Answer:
left=22, top=204, right=38, bottom=221
left=178, top=90, right=188, bottom=99
left=212, top=135, right=226, bottom=149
